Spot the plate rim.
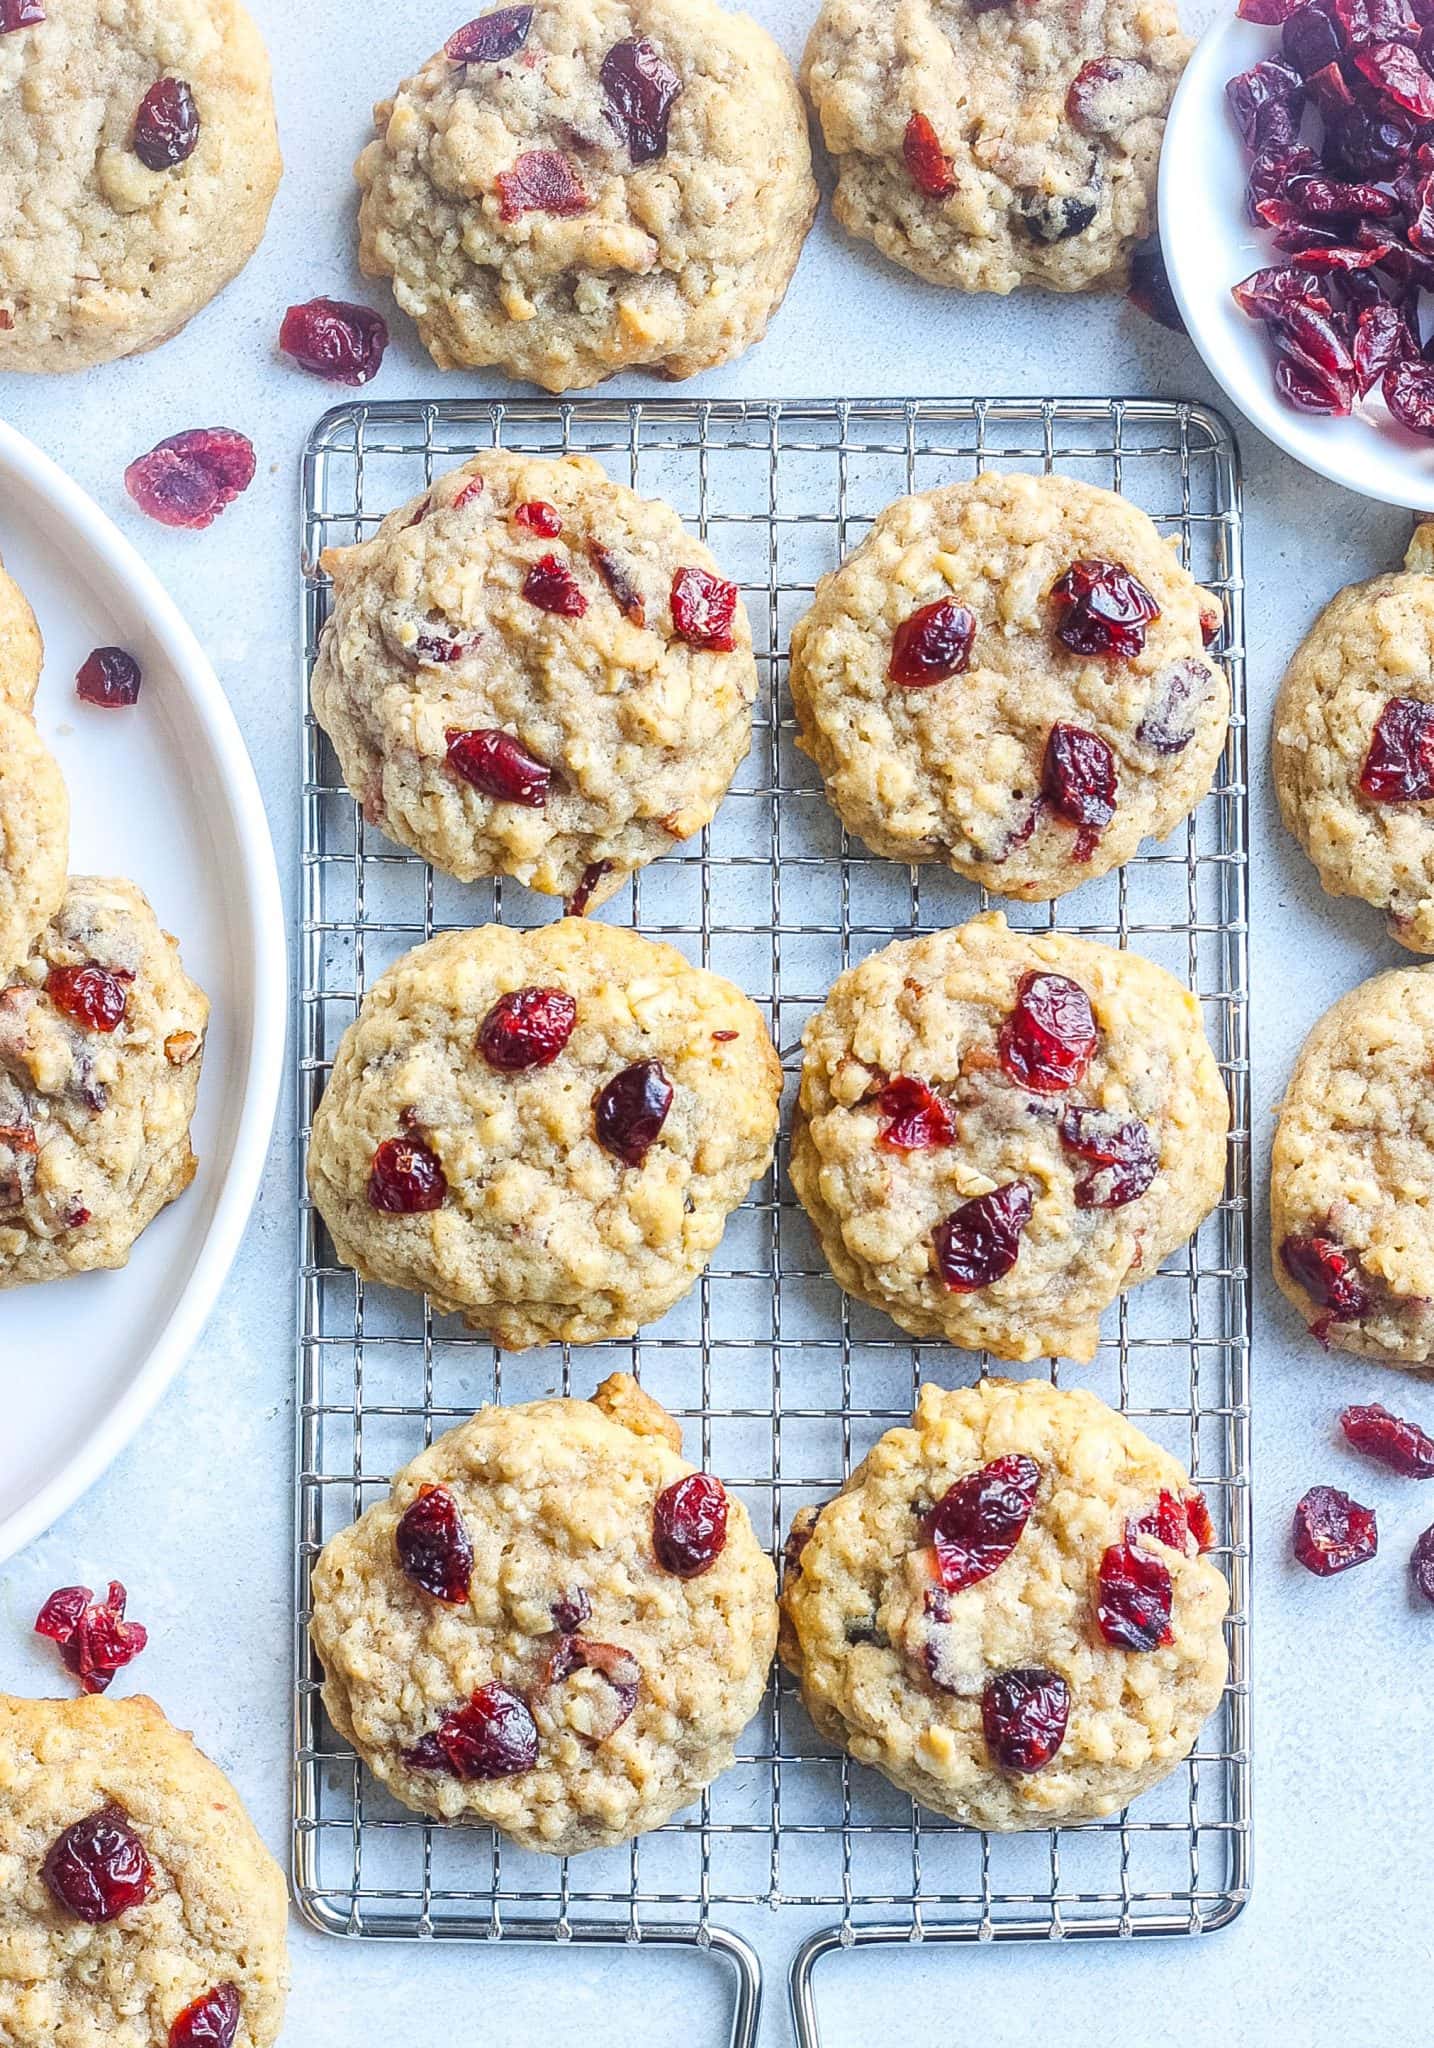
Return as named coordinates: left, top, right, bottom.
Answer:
left=0, top=417, right=287, bottom=1566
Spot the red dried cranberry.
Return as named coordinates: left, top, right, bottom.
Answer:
left=653, top=1473, right=729, bottom=1577
left=1340, top=1401, right=1434, bottom=1475
left=540, top=1635, right=639, bottom=1739
left=446, top=6, right=533, bottom=62
left=1293, top=1484, right=1378, bottom=1574
left=1281, top=1232, right=1371, bottom=1320
left=1137, top=659, right=1208, bottom=754
left=1412, top=1523, right=1434, bottom=1602
left=595, top=1059, right=673, bottom=1166
left=0, top=1, right=44, bottom=28
left=46, top=964, right=128, bottom=1034
left=671, top=566, right=739, bottom=650
left=933, top=1182, right=1033, bottom=1291
left=981, top=1667, right=1070, bottom=1772
left=34, top=1581, right=147, bottom=1695
left=1067, top=57, right=1142, bottom=134
left=588, top=544, right=645, bottom=625
left=279, top=298, right=388, bottom=386
left=1239, top=0, right=1303, bottom=21
left=1059, top=1105, right=1159, bottom=1208
left=478, top=986, right=577, bottom=1071
left=1041, top=723, right=1117, bottom=858
left=1185, top=1492, right=1216, bottom=1552
left=169, top=1985, right=241, bottom=2048
left=514, top=500, right=562, bottom=537
left=76, top=647, right=142, bottom=708
left=998, top=971, right=1097, bottom=1094
left=453, top=475, right=486, bottom=510
left=1325, top=100, right=1415, bottom=177
left=1332, top=0, right=1417, bottom=37
left=551, top=1587, right=591, bottom=1632
left=445, top=728, right=551, bottom=807
left=1051, top=559, right=1160, bottom=659
left=1276, top=354, right=1353, bottom=414
left=1096, top=1539, right=1173, bottom=1650
left=407, top=1685, right=539, bottom=1778
left=600, top=36, right=682, bottom=164
left=43, top=1806, right=153, bottom=1922
left=1128, top=232, right=1186, bottom=331
left=1282, top=4, right=1346, bottom=69
left=125, top=428, right=255, bottom=530
left=923, top=1454, right=1041, bottom=1593
left=1353, top=38, right=1434, bottom=112
left=888, top=597, right=977, bottom=685
left=566, top=861, right=613, bottom=916
left=496, top=150, right=590, bottom=221
left=396, top=1484, right=474, bottom=1603
left=1232, top=262, right=1333, bottom=321
left=902, top=112, right=955, bottom=197
left=1130, top=1490, right=1191, bottom=1552
left=522, top=553, right=587, bottom=616
left=414, top=632, right=477, bottom=667
left=133, top=77, right=199, bottom=170
left=1384, top=356, right=1434, bottom=435
left=876, top=1075, right=954, bottom=1152
left=1227, top=56, right=1306, bottom=149
left=368, top=1136, right=446, bottom=1214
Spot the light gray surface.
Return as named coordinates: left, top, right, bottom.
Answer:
left=0, top=3, right=1429, bottom=2043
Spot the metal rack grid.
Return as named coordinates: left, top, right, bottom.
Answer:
left=294, top=397, right=1251, bottom=2048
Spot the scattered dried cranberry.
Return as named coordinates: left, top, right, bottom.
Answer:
left=406, top=1685, right=539, bottom=1778
left=46, top=964, right=128, bottom=1034
left=125, top=427, right=255, bottom=530
left=1051, top=559, right=1160, bottom=659
left=367, top=1136, right=447, bottom=1214
left=1293, top=1484, right=1378, bottom=1574
left=514, top=500, right=562, bottom=537
left=541, top=1634, right=640, bottom=1739
left=588, top=544, right=646, bottom=626
left=279, top=298, right=388, bottom=385
left=551, top=1587, right=591, bottom=1632
left=566, top=861, right=613, bottom=916
left=653, top=1473, right=728, bottom=1577
left=1041, top=723, right=1117, bottom=858
left=923, top=1455, right=1041, bottom=1593
left=595, top=1059, right=673, bottom=1166
left=133, top=77, right=199, bottom=170
left=446, top=6, right=533, bottom=62
left=0, top=1, right=44, bottom=29
left=600, top=36, right=682, bottom=164
left=1353, top=40, right=1434, bottom=115
left=982, top=1667, right=1070, bottom=1772
left=1340, top=1401, right=1434, bottom=1475
left=1096, top=1539, right=1174, bottom=1650
left=496, top=150, right=590, bottom=222
left=43, top=1806, right=153, bottom=1922
left=396, top=1485, right=473, bottom=1602
left=478, top=986, right=577, bottom=1071
left=76, top=647, right=142, bottom=708
left=998, top=971, right=1098, bottom=1094
left=1128, top=232, right=1186, bottom=331
left=902, top=112, right=955, bottom=197
left=933, top=1182, right=1033, bottom=1291
left=888, top=597, right=976, bottom=685
left=1227, top=56, right=1306, bottom=150
left=35, top=1581, right=147, bottom=1695
left=1059, top=1105, right=1159, bottom=1208
left=671, top=566, right=739, bottom=650
left=1138, top=658, right=1209, bottom=754
left=169, top=1985, right=241, bottom=2048
left=522, top=553, right=587, bottom=616
left=1412, top=1523, right=1434, bottom=1602
left=445, top=728, right=550, bottom=807
left=876, top=1075, right=954, bottom=1152
left=1281, top=1232, right=1371, bottom=1321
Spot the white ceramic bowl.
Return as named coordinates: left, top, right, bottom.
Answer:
left=0, top=420, right=286, bottom=1565
left=1161, top=5, right=1434, bottom=510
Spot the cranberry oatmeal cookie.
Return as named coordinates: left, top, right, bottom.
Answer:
left=354, top=0, right=816, bottom=391
left=307, top=917, right=781, bottom=1347
left=779, top=1378, right=1229, bottom=1829
left=0, top=703, right=68, bottom=979
left=312, top=452, right=757, bottom=912
left=0, top=0, right=282, bottom=374
left=789, top=473, right=1227, bottom=898
left=310, top=1373, right=778, bottom=1854
left=801, top=0, right=1189, bottom=294
left=0, top=877, right=209, bottom=1289
left=789, top=914, right=1228, bottom=1363
left=0, top=1693, right=289, bottom=2048
left=0, top=558, right=43, bottom=710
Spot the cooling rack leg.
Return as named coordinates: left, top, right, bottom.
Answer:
left=789, top=1930, right=844, bottom=2048
left=709, top=1927, right=763, bottom=2048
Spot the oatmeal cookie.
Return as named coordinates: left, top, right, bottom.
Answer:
left=307, top=917, right=781, bottom=1348
left=0, top=559, right=43, bottom=710
left=802, top=0, right=1190, bottom=294
left=310, top=1374, right=778, bottom=1853
left=779, top=1378, right=1229, bottom=1829
left=0, top=877, right=209, bottom=1289
left=789, top=913, right=1228, bottom=1363
left=1271, top=964, right=1434, bottom=1367
left=0, top=0, right=282, bottom=374
left=313, top=452, right=758, bottom=912
left=1274, top=522, right=1434, bottom=953
left=354, top=0, right=816, bottom=391
left=0, top=1692, right=289, bottom=2048
left=789, top=472, right=1227, bottom=898
left=0, top=704, right=68, bottom=979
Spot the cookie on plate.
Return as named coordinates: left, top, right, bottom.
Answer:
left=307, top=917, right=781, bottom=1348
left=354, top=0, right=817, bottom=391
left=0, top=560, right=43, bottom=710
left=1271, top=964, right=1434, bottom=1367
left=801, top=0, right=1190, bottom=294
left=1274, top=521, right=1434, bottom=953
left=0, top=1692, right=289, bottom=2048
left=779, top=1378, right=1229, bottom=1830
left=0, top=0, right=282, bottom=374
left=313, top=452, right=758, bottom=913
left=310, top=1372, right=778, bottom=1853
left=0, top=704, right=68, bottom=979
left=0, top=877, right=210, bottom=1289
left=789, top=472, right=1227, bottom=898
left=789, top=913, right=1228, bottom=1363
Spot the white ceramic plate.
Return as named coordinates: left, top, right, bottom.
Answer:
left=1161, top=6, right=1434, bottom=510
left=0, top=420, right=285, bottom=1565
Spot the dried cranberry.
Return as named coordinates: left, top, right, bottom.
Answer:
left=169, top=1985, right=241, bottom=2048
left=368, top=1137, right=446, bottom=1214
left=46, top=964, right=128, bottom=1034
left=982, top=1667, right=1070, bottom=1772
left=1131, top=1490, right=1192, bottom=1552
left=523, top=553, right=587, bottom=616
left=407, top=1685, right=539, bottom=1778
left=1412, top=1523, right=1434, bottom=1602
left=1059, top=1105, right=1159, bottom=1208
left=34, top=1580, right=147, bottom=1695
left=478, top=987, right=577, bottom=1071
left=133, top=77, right=199, bottom=170
left=452, top=476, right=485, bottom=511
left=1281, top=1233, right=1371, bottom=1320
left=1325, top=100, right=1415, bottom=177
left=496, top=150, right=590, bottom=221
left=1353, top=301, right=1412, bottom=391
left=76, top=647, right=142, bottom=708
left=414, top=632, right=477, bottom=667
left=1137, top=658, right=1208, bottom=754
left=1185, top=1491, right=1217, bottom=1551
left=1352, top=39, right=1434, bottom=112
left=876, top=1075, right=954, bottom=1152
left=600, top=36, right=682, bottom=164
left=279, top=298, right=388, bottom=386
left=445, top=728, right=550, bottom=807
left=1332, top=0, right=1418, bottom=39
left=1128, top=233, right=1186, bottom=331
left=923, top=1454, right=1041, bottom=1592
left=888, top=597, right=977, bottom=685
left=566, top=861, right=612, bottom=916
left=514, top=499, right=562, bottom=537
left=1096, top=1539, right=1173, bottom=1650
left=671, top=566, right=739, bottom=650
left=1384, top=356, right=1434, bottom=435
left=1051, top=558, right=1160, bottom=659
left=1283, top=4, right=1347, bottom=70
left=595, top=1059, right=673, bottom=1166
left=653, top=1473, right=729, bottom=1577
left=933, top=1182, right=1033, bottom=1290
left=998, top=971, right=1097, bottom=1094
left=1340, top=1401, right=1434, bottom=1475
left=1041, top=723, right=1117, bottom=857
left=1232, top=262, right=1333, bottom=320
left=540, top=1635, right=640, bottom=1740
left=902, top=112, right=955, bottom=197
left=42, top=1807, right=153, bottom=1922
left=1276, top=354, right=1353, bottom=413
left=1067, top=57, right=1142, bottom=135
left=1239, top=0, right=1303, bottom=20
left=588, top=544, right=645, bottom=625
left=1226, top=56, right=1306, bottom=148
left=125, top=427, right=255, bottom=530
left=551, top=1587, right=591, bottom=1632
left=396, top=1484, right=474, bottom=1602
left=446, top=7, right=533, bottom=62
left=0, top=1, right=44, bottom=29
left=1293, top=1484, right=1378, bottom=1573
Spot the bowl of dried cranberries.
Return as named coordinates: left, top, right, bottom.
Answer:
left=1161, top=0, right=1434, bottom=507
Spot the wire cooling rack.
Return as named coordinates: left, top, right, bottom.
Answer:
left=294, top=397, right=1251, bottom=2048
